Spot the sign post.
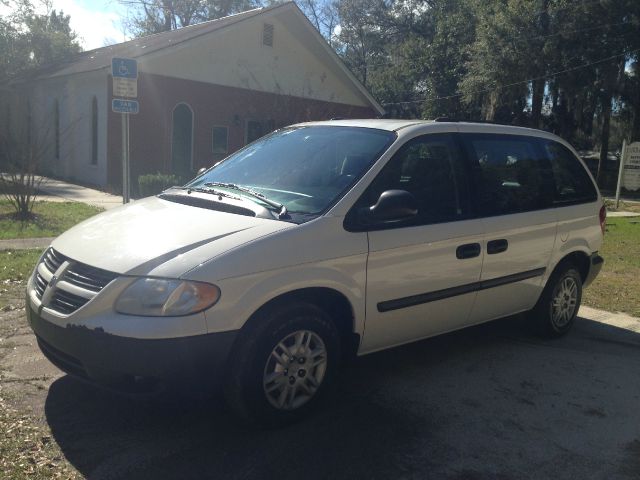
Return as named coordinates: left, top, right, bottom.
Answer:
left=615, top=140, right=627, bottom=209
left=111, top=57, right=138, bottom=204
left=616, top=140, right=640, bottom=208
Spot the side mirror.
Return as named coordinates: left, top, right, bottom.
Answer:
left=363, top=189, right=418, bottom=224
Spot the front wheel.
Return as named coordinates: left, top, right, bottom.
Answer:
left=224, top=302, right=340, bottom=426
left=529, top=266, right=583, bottom=338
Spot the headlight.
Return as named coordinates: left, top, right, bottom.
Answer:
left=115, top=278, right=220, bottom=316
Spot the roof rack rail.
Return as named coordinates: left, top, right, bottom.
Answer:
left=434, top=117, right=509, bottom=125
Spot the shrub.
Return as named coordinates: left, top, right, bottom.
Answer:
left=0, top=134, right=45, bottom=221
left=137, top=173, right=184, bottom=198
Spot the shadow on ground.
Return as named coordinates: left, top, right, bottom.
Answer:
left=44, top=316, right=640, bottom=479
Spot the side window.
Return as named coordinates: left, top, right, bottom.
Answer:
left=246, top=120, right=263, bottom=144
left=212, top=126, right=228, bottom=155
left=544, top=140, right=597, bottom=204
left=361, top=133, right=470, bottom=226
left=464, top=134, right=554, bottom=216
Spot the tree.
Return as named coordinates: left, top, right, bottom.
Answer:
left=0, top=1, right=81, bottom=82
left=121, top=0, right=262, bottom=36
left=297, top=0, right=339, bottom=46
left=0, top=1, right=81, bottom=219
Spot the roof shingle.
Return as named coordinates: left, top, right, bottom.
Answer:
left=22, top=3, right=291, bottom=81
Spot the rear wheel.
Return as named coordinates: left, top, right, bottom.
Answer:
left=224, top=302, right=340, bottom=426
left=529, top=265, right=582, bottom=337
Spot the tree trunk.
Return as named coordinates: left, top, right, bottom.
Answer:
left=597, top=58, right=626, bottom=184
left=484, top=91, right=498, bottom=121
left=633, top=77, right=640, bottom=142
left=597, top=89, right=612, bottom=185
left=583, top=91, right=596, bottom=137
left=162, top=0, right=174, bottom=31
left=531, top=79, right=544, bottom=128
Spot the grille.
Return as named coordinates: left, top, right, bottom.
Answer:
left=33, top=248, right=118, bottom=316
left=50, top=290, right=90, bottom=315
left=34, top=271, right=47, bottom=297
left=43, top=248, right=65, bottom=273
left=36, top=336, right=87, bottom=378
left=65, top=263, right=117, bottom=292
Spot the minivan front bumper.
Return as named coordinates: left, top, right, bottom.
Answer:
left=27, top=304, right=238, bottom=395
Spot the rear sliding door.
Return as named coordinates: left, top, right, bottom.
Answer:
left=460, top=131, right=558, bottom=323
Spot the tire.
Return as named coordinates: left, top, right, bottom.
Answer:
left=224, top=301, right=341, bottom=426
left=529, top=265, right=583, bottom=338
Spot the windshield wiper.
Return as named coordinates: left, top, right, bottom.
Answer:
left=205, top=182, right=288, bottom=218
left=176, top=186, right=240, bottom=200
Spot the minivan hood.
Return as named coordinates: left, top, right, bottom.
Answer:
left=51, top=196, right=295, bottom=276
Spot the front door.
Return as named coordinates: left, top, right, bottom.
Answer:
left=357, top=133, right=485, bottom=354
left=171, top=104, right=193, bottom=177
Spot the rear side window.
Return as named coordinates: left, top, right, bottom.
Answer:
left=463, top=134, right=554, bottom=216
left=359, top=133, right=471, bottom=226
left=543, top=140, right=598, bottom=204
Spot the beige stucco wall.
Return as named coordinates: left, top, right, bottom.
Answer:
left=139, top=10, right=371, bottom=108
left=24, top=71, right=109, bottom=186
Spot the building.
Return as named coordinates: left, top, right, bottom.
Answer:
left=1, top=2, right=383, bottom=192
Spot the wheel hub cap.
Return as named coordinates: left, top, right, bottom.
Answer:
left=263, top=330, right=327, bottom=411
left=551, top=276, right=578, bottom=328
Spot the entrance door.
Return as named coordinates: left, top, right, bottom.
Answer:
left=171, top=103, right=193, bottom=177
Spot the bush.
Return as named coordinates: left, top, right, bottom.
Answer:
left=137, top=173, right=184, bottom=197
left=0, top=134, right=45, bottom=221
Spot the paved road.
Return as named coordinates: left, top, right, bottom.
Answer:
left=4, top=304, right=640, bottom=479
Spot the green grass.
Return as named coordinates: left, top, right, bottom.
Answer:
left=0, top=201, right=103, bottom=240
left=583, top=217, right=640, bottom=317
left=0, top=249, right=44, bottom=283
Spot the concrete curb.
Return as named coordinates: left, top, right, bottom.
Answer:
left=0, top=237, right=54, bottom=250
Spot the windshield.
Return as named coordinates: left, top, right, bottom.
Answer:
left=185, top=126, right=396, bottom=216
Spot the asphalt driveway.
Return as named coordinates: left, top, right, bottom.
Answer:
left=3, top=305, right=640, bottom=479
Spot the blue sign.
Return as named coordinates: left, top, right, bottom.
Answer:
left=112, top=99, right=139, bottom=114
left=112, top=57, right=137, bottom=79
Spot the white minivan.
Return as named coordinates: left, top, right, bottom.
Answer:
left=27, top=119, right=605, bottom=424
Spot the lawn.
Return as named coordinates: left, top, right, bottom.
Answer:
left=0, top=249, right=44, bottom=283
left=0, top=249, right=43, bottom=311
left=0, top=200, right=102, bottom=240
left=583, top=217, right=640, bottom=317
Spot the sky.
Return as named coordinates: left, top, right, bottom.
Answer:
left=0, top=0, right=129, bottom=50
left=51, top=0, right=128, bottom=50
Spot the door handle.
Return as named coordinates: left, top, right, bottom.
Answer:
left=487, top=239, right=509, bottom=254
left=456, top=243, right=481, bottom=259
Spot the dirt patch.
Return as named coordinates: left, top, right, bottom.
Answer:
left=0, top=282, right=77, bottom=479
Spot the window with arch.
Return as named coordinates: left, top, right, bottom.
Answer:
left=54, top=100, right=60, bottom=160
left=26, top=100, right=32, bottom=146
left=6, top=103, right=11, bottom=139
left=91, top=96, right=98, bottom=165
left=171, top=103, right=193, bottom=176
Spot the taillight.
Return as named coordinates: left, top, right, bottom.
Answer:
left=599, top=205, right=606, bottom=236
